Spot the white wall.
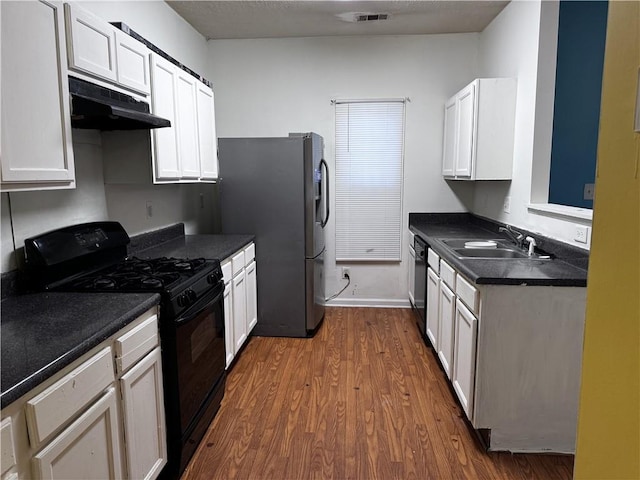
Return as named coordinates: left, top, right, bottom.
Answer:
left=207, top=34, right=478, bottom=306
left=1, top=1, right=212, bottom=273
left=473, top=0, right=592, bottom=249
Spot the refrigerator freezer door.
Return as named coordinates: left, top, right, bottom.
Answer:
left=305, top=253, right=325, bottom=332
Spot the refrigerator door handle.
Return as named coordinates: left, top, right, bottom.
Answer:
left=305, top=246, right=325, bottom=261
left=320, top=159, right=330, bottom=228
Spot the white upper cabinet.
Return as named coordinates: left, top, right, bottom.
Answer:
left=454, top=83, right=475, bottom=178
left=150, top=54, right=181, bottom=180
left=65, top=3, right=117, bottom=82
left=175, top=71, right=200, bottom=179
left=114, top=29, right=151, bottom=95
left=442, top=78, right=516, bottom=180
left=150, top=53, right=219, bottom=183
left=1, top=0, right=75, bottom=192
left=441, top=98, right=457, bottom=178
left=65, top=3, right=150, bottom=95
left=196, top=82, right=219, bottom=180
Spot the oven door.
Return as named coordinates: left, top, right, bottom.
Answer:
left=174, top=283, right=225, bottom=433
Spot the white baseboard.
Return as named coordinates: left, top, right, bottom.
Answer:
left=325, top=298, right=412, bottom=308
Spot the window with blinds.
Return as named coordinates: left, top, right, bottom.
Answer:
left=335, top=100, right=405, bottom=261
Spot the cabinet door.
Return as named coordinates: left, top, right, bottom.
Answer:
left=175, top=71, right=200, bottom=179
left=0, top=419, right=16, bottom=477
left=425, top=267, right=440, bottom=348
left=437, top=282, right=456, bottom=379
left=408, top=245, right=416, bottom=307
left=442, top=97, right=457, bottom=177
left=64, top=3, right=117, bottom=82
left=196, top=82, right=219, bottom=180
left=452, top=300, right=478, bottom=419
left=115, top=29, right=150, bottom=95
left=150, top=54, right=180, bottom=180
left=232, top=270, right=247, bottom=354
left=246, top=260, right=258, bottom=334
left=223, top=280, right=234, bottom=368
left=32, top=388, right=124, bottom=480
left=454, top=83, right=476, bottom=178
left=119, top=348, right=166, bottom=480
left=1, top=0, right=75, bottom=188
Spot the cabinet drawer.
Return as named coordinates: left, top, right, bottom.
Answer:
left=114, top=312, right=159, bottom=375
left=244, top=243, right=255, bottom=264
left=456, top=274, right=479, bottom=316
left=231, top=250, right=245, bottom=277
left=440, top=260, right=456, bottom=290
left=221, top=259, right=232, bottom=283
left=25, top=347, right=114, bottom=447
left=427, top=248, right=440, bottom=272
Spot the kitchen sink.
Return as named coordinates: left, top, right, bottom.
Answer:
left=434, top=238, right=552, bottom=260
left=452, top=248, right=528, bottom=258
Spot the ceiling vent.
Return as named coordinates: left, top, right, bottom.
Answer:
left=356, top=13, right=389, bottom=22
left=336, top=12, right=391, bottom=23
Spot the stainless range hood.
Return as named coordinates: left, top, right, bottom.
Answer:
left=69, top=77, right=170, bottom=130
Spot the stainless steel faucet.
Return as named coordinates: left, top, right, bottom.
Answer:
left=499, top=225, right=525, bottom=248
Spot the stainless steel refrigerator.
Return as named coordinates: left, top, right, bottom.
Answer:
left=218, top=133, right=328, bottom=337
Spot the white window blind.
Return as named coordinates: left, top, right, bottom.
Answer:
left=335, top=101, right=405, bottom=261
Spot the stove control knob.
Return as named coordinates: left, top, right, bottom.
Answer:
left=186, top=289, right=197, bottom=303
left=207, top=273, right=220, bottom=284
left=177, top=294, right=186, bottom=307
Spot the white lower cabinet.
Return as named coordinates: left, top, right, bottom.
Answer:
left=245, top=261, right=258, bottom=333
left=232, top=269, right=247, bottom=353
left=222, top=242, right=257, bottom=368
left=223, top=275, right=234, bottom=368
left=452, top=300, right=478, bottom=418
left=437, top=281, right=456, bottom=379
left=425, top=267, right=440, bottom=348
left=119, top=348, right=166, bottom=480
left=408, top=233, right=415, bottom=307
left=423, top=247, right=587, bottom=452
left=32, top=388, right=123, bottom=480
left=0, top=307, right=166, bottom=480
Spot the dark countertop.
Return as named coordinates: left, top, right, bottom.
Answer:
left=136, top=234, right=255, bottom=261
left=1, top=292, right=160, bottom=408
left=409, top=213, right=588, bottom=287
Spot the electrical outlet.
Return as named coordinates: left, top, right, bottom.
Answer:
left=342, top=267, right=350, bottom=279
left=574, top=225, right=590, bottom=244
left=503, top=196, right=511, bottom=214
left=583, top=183, right=595, bottom=200
left=146, top=201, right=153, bottom=218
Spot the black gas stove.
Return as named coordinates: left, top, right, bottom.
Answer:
left=24, top=222, right=226, bottom=479
left=58, top=255, right=223, bottom=318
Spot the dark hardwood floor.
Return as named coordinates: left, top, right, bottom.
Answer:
left=182, top=307, right=574, bottom=480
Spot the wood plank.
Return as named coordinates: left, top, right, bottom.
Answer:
left=182, top=307, right=574, bottom=480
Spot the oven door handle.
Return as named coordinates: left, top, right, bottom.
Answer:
left=174, top=283, right=224, bottom=326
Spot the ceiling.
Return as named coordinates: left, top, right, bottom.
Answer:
left=167, top=1, right=510, bottom=40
